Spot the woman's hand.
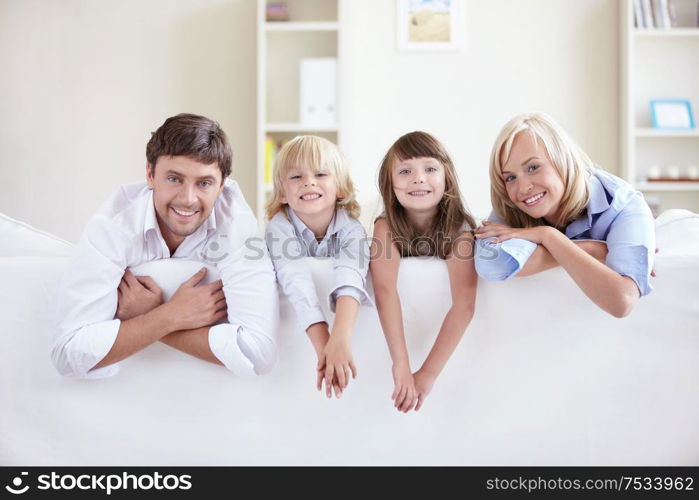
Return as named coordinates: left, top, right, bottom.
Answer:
left=392, top=363, right=417, bottom=413
left=474, top=221, right=553, bottom=245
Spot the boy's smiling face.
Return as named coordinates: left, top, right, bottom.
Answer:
left=280, top=164, right=339, bottom=221
left=146, top=155, right=224, bottom=252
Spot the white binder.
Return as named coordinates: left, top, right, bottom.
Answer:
left=299, top=57, right=337, bottom=128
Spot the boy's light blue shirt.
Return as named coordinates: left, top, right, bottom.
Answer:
left=475, top=169, right=656, bottom=296
left=265, top=207, right=372, bottom=333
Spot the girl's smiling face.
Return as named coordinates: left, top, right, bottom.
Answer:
left=391, top=156, right=446, bottom=215
left=501, top=132, right=565, bottom=224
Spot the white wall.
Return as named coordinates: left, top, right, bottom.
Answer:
left=0, top=0, right=257, bottom=243
left=1, top=0, right=624, bottom=242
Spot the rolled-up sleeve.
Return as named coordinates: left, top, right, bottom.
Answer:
left=51, top=216, right=128, bottom=379
left=604, top=196, right=656, bottom=296
left=474, top=212, right=538, bottom=281
left=329, top=221, right=373, bottom=312
left=212, top=214, right=280, bottom=376
left=265, top=214, right=325, bottom=333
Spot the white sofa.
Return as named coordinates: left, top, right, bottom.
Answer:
left=1, top=210, right=698, bottom=465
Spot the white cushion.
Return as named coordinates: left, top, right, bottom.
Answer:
left=0, top=212, right=73, bottom=258
left=0, top=211, right=698, bottom=465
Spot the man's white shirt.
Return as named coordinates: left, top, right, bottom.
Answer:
left=51, top=179, right=279, bottom=379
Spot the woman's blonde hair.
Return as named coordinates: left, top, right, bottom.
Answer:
left=378, top=131, right=476, bottom=259
left=265, top=135, right=360, bottom=220
left=489, top=112, right=593, bottom=229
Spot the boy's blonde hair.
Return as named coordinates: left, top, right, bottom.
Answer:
left=265, top=135, right=360, bottom=220
left=489, top=112, right=593, bottom=229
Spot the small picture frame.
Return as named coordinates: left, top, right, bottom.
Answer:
left=650, top=99, right=695, bottom=130
left=396, top=0, right=465, bottom=52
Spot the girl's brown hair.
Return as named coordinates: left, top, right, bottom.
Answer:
left=378, top=131, right=475, bottom=259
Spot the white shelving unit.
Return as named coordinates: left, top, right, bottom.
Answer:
left=256, top=0, right=342, bottom=220
left=620, top=0, right=699, bottom=213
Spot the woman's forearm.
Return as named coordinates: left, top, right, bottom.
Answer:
left=541, top=229, right=639, bottom=317
left=519, top=240, right=608, bottom=277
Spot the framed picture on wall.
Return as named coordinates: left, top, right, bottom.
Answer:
left=650, top=99, right=695, bottom=130
left=396, top=0, right=465, bottom=51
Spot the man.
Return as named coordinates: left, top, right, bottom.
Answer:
left=51, top=113, right=278, bottom=378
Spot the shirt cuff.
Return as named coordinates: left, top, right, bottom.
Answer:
left=208, top=323, right=258, bottom=378
left=475, top=237, right=537, bottom=281
left=329, top=285, right=368, bottom=311
left=329, top=266, right=373, bottom=312
left=292, top=303, right=327, bottom=334
left=64, top=319, right=121, bottom=379
left=606, top=244, right=653, bottom=297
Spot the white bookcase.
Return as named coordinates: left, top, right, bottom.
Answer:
left=256, top=0, right=342, bottom=220
left=620, top=0, right=699, bottom=213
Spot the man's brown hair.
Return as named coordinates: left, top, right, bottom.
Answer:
left=146, top=113, right=232, bottom=181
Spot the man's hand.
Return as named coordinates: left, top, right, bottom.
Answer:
left=116, top=270, right=164, bottom=321
left=164, top=268, right=228, bottom=331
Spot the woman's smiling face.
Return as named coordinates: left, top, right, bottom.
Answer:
left=501, top=132, right=565, bottom=225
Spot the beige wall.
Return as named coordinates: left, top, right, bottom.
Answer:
left=0, top=0, right=621, bottom=242
left=0, top=0, right=257, bottom=242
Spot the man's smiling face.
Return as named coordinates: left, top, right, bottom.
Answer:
left=146, top=155, right=224, bottom=252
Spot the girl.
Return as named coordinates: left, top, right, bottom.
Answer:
left=265, top=135, right=371, bottom=398
left=474, top=112, right=656, bottom=318
left=371, top=131, right=478, bottom=413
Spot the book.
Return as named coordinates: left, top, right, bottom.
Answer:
left=641, top=0, right=655, bottom=28
left=666, top=0, right=677, bottom=27
left=264, top=136, right=278, bottom=187
left=633, top=0, right=643, bottom=27
left=265, top=2, right=289, bottom=22
left=655, top=0, right=672, bottom=28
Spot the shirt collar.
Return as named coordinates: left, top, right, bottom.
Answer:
left=143, top=189, right=158, bottom=238
left=565, top=171, right=610, bottom=238
left=287, top=207, right=351, bottom=243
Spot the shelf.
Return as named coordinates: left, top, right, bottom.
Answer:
left=266, top=123, right=338, bottom=132
left=265, top=21, right=338, bottom=32
left=635, top=128, right=699, bottom=137
left=636, top=181, right=699, bottom=191
left=634, top=28, right=699, bottom=37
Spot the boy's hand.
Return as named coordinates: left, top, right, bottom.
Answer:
left=116, top=270, right=164, bottom=321
left=165, top=268, right=228, bottom=330
left=322, top=333, right=357, bottom=398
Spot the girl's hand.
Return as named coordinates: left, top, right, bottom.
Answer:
left=412, top=368, right=438, bottom=411
left=322, top=334, right=357, bottom=398
left=475, top=221, right=553, bottom=245
left=391, top=364, right=417, bottom=413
